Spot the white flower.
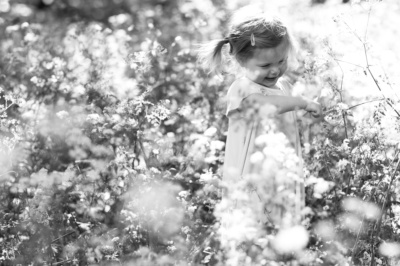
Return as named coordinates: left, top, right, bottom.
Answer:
left=72, top=85, right=85, bottom=97
left=178, top=105, right=192, bottom=117
left=182, top=226, right=191, bottom=234
left=337, top=159, right=349, bottom=171
left=76, top=222, right=91, bottom=231
left=30, top=76, right=38, bottom=84
left=5, top=25, right=19, bottom=33
left=56, top=110, right=69, bottom=119
left=102, top=192, right=110, bottom=201
left=167, top=245, right=177, bottom=253
left=342, top=197, right=380, bottom=220
left=379, top=242, right=400, bottom=257
left=24, top=32, right=37, bottom=43
left=204, top=126, right=217, bottom=137
left=0, top=1, right=10, bottom=12
left=86, top=114, right=102, bottom=124
left=273, top=226, right=309, bottom=254
left=200, top=171, right=213, bottom=182
left=111, top=237, right=120, bottom=242
left=359, top=143, right=371, bottom=154
left=250, top=151, right=264, bottom=164
left=187, top=205, right=197, bottom=216
left=108, top=14, right=131, bottom=26
left=178, top=190, right=190, bottom=198
left=210, top=140, right=225, bottom=151
left=314, top=220, right=336, bottom=240
left=313, top=178, right=334, bottom=198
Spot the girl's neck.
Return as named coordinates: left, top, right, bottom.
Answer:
left=242, top=76, right=281, bottom=90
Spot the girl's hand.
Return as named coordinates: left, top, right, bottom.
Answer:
left=305, top=100, right=322, bottom=118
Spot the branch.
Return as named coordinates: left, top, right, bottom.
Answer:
left=340, top=9, right=400, bottom=118
left=323, top=98, right=385, bottom=117
left=362, top=43, right=400, bottom=118
left=366, top=67, right=400, bottom=118
left=332, top=58, right=365, bottom=69
left=347, top=98, right=385, bottom=110
left=331, top=57, right=349, bottom=139
left=378, top=63, right=400, bottom=101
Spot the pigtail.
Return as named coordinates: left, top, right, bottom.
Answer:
left=197, top=38, right=230, bottom=75
left=285, top=28, right=300, bottom=70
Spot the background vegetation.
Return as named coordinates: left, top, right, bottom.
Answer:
left=1, top=0, right=400, bottom=265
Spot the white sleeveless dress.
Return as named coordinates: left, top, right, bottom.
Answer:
left=222, top=77, right=304, bottom=226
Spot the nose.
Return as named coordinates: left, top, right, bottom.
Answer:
left=269, top=66, right=280, bottom=77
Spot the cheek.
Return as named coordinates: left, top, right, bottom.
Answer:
left=280, top=62, right=288, bottom=73
left=246, top=68, right=262, bottom=79
left=253, top=69, right=265, bottom=77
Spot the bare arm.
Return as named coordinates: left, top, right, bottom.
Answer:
left=242, top=93, right=322, bottom=117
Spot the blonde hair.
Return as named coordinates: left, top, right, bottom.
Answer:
left=198, top=5, right=296, bottom=75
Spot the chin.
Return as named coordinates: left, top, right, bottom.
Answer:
left=262, top=77, right=279, bottom=87
left=262, top=79, right=278, bottom=87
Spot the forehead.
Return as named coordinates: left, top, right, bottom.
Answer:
left=250, top=40, right=290, bottom=64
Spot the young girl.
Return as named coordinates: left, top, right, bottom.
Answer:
left=199, top=7, right=322, bottom=226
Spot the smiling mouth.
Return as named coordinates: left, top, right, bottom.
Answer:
left=265, top=77, right=278, bottom=81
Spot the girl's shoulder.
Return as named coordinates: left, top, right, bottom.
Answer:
left=229, top=76, right=254, bottom=89
left=227, top=77, right=261, bottom=96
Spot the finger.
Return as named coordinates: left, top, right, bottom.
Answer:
left=312, top=110, right=321, bottom=118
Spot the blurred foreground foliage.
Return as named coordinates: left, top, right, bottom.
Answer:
left=1, top=0, right=400, bottom=265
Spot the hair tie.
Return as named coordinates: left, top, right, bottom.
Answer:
left=224, top=37, right=233, bottom=54
left=250, top=33, right=255, bottom=46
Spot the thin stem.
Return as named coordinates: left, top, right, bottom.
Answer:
left=343, top=20, right=363, bottom=43
left=352, top=216, right=365, bottom=258
left=0, top=171, right=16, bottom=177
left=379, top=63, right=400, bottom=101
left=370, top=155, right=400, bottom=266
left=365, top=66, right=400, bottom=118
left=333, top=58, right=365, bottom=69
left=364, top=7, right=372, bottom=41
left=139, top=140, right=150, bottom=166
left=52, top=259, right=73, bottom=265
left=342, top=112, right=348, bottom=139
left=322, top=151, right=339, bottom=201
left=51, top=231, right=75, bottom=243
left=0, top=103, right=15, bottom=115
left=332, top=58, right=349, bottom=139
left=361, top=42, right=400, bottom=118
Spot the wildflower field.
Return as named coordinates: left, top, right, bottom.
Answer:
left=1, top=0, right=400, bottom=265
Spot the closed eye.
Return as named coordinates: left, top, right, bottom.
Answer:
left=260, top=58, right=287, bottom=68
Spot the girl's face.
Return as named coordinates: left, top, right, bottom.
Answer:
left=242, top=39, right=290, bottom=88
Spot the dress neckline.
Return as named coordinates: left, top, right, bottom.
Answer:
left=241, top=76, right=283, bottom=92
